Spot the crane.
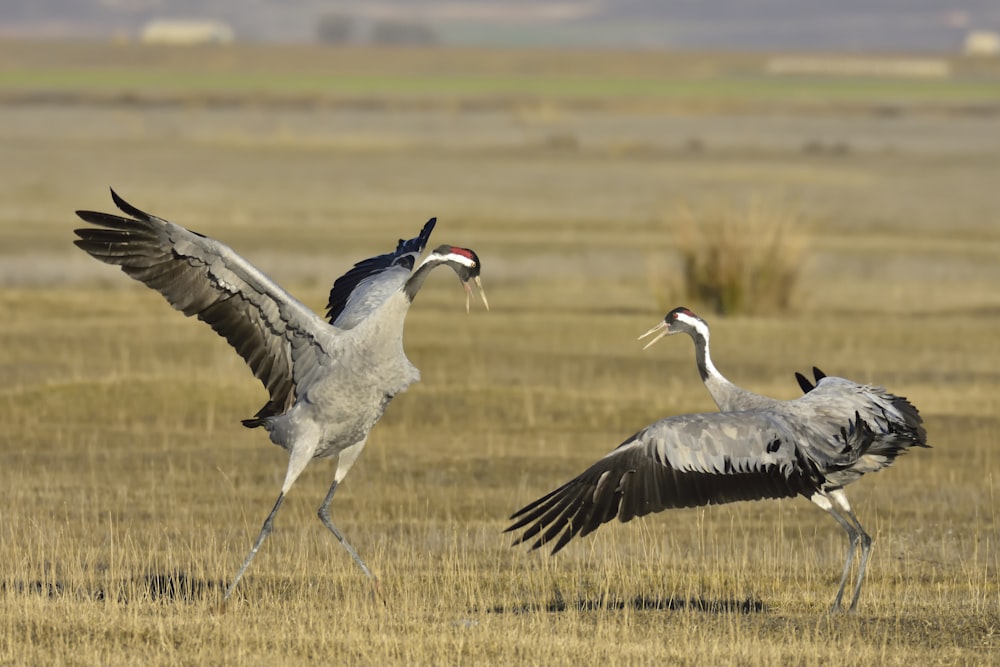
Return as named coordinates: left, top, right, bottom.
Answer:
left=508, top=307, right=928, bottom=612
left=74, top=189, right=488, bottom=601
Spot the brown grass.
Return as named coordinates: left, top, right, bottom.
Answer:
left=1, top=288, right=997, bottom=665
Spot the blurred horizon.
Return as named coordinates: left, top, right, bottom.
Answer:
left=1, top=0, right=999, bottom=54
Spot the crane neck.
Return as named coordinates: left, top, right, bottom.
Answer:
left=689, top=325, right=773, bottom=411
left=691, top=327, right=724, bottom=384
left=402, top=255, right=449, bottom=304
left=358, top=254, right=459, bottom=353
left=690, top=327, right=740, bottom=409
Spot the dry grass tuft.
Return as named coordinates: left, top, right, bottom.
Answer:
left=652, top=199, right=808, bottom=316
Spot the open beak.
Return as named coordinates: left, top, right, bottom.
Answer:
left=464, top=275, right=489, bottom=313
left=638, top=320, right=669, bottom=350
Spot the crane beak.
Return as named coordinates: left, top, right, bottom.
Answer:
left=464, top=276, right=489, bottom=313
left=638, top=320, right=669, bottom=350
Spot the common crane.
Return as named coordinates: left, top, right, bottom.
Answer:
left=74, top=189, right=488, bottom=601
left=508, top=307, right=927, bottom=612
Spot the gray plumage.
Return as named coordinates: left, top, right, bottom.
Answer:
left=74, top=189, right=488, bottom=601
left=508, top=306, right=928, bottom=612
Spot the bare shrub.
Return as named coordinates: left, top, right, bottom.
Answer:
left=651, top=199, right=808, bottom=316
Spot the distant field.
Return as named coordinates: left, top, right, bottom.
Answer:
left=1, top=40, right=1000, bottom=110
left=4, top=70, right=1000, bottom=105
left=0, top=40, right=998, bottom=665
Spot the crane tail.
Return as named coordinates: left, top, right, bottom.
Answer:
left=795, top=371, right=815, bottom=393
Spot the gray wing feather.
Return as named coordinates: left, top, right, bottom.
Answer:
left=788, top=376, right=928, bottom=484
left=331, top=265, right=414, bottom=329
left=506, top=411, right=825, bottom=554
left=506, top=368, right=927, bottom=556
left=326, top=218, right=435, bottom=329
left=74, top=190, right=338, bottom=420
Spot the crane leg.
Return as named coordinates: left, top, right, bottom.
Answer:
left=829, top=489, right=872, bottom=612
left=316, top=440, right=377, bottom=577
left=845, top=513, right=872, bottom=612
left=318, top=480, right=375, bottom=579
left=811, top=491, right=861, bottom=613
left=826, top=508, right=860, bottom=612
left=318, top=479, right=384, bottom=603
left=224, top=491, right=285, bottom=601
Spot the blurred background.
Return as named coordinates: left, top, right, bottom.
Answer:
left=1, top=0, right=999, bottom=315
left=3, top=0, right=1000, bottom=53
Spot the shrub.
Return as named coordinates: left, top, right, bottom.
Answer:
left=650, top=199, right=808, bottom=316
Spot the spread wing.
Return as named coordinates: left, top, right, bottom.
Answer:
left=325, top=218, right=436, bottom=329
left=506, top=410, right=836, bottom=554
left=74, top=189, right=338, bottom=421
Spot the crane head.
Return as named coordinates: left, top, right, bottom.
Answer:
left=429, top=245, right=489, bottom=313
left=638, top=306, right=703, bottom=349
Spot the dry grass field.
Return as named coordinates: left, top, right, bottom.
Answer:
left=1, top=42, right=999, bottom=665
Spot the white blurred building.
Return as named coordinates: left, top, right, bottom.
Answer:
left=963, top=30, right=1000, bottom=56
left=140, top=19, right=235, bottom=45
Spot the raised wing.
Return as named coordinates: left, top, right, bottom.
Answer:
left=74, top=189, right=338, bottom=421
left=506, top=410, right=834, bottom=555
left=325, top=218, right=436, bottom=329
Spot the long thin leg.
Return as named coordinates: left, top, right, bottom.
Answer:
left=825, top=507, right=860, bottom=611
left=828, top=488, right=872, bottom=612
left=841, top=509, right=872, bottom=611
left=318, top=480, right=376, bottom=580
left=224, top=491, right=285, bottom=601
left=318, top=479, right=385, bottom=603
left=810, top=492, right=859, bottom=612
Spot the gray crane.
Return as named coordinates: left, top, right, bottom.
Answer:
left=508, top=307, right=928, bottom=612
left=74, top=189, right=488, bottom=601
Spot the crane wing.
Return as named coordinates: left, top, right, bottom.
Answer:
left=506, top=410, right=834, bottom=554
left=74, top=189, right=338, bottom=422
left=788, top=376, right=928, bottom=483
left=325, top=218, right=436, bottom=329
